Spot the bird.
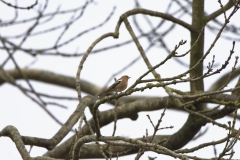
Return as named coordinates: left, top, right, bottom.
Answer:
left=98, top=75, right=130, bottom=98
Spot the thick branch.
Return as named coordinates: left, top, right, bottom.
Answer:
left=0, top=69, right=101, bottom=96
left=205, top=1, right=235, bottom=23
left=0, top=126, right=31, bottom=160
left=44, top=93, right=240, bottom=158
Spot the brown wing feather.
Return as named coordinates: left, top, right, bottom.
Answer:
left=98, top=80, right=121, bottom=98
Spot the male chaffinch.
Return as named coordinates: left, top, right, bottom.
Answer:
left=98, top=75, right=130, bottom=98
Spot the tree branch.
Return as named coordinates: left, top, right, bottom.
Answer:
left=205, top=1, right=235, bottom=23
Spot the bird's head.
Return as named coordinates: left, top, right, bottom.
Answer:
left=119, top=75, right=130, bottom=81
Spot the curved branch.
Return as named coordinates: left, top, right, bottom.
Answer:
left=0, top=0, right=38, bottom=10
left=0, top=69, right=101, bottom=96
left=72, top=135, right=188, bottom=160
left=0, top=126, right=31, bottom=160
left=1, top=95, right=96, bottom=150
left=115, top=8, right=197, bottom=33
left=76, top=32, right=115, bottom=100
left=205, top=1, right=235, bottom=23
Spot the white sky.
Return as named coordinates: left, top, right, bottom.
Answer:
left=0, top=0, right=240, bottom=159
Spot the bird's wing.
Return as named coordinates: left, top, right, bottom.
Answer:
left=105, top=80, right=121, bottom=92
left=98, top=80, right=121, bottom=98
